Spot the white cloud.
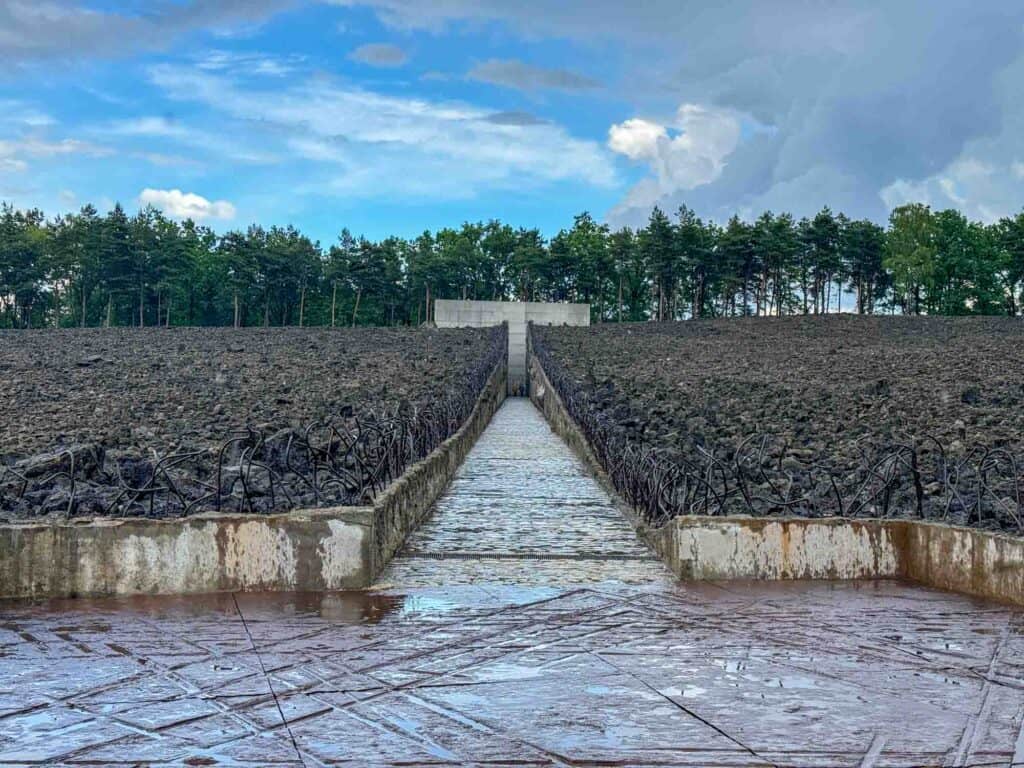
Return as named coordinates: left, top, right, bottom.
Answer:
left=607, top=119, right=666, bottom=161
left=340, top=1, right=1024, bottom=226
left=0, top=136, right=110, bottom=174
left=0, top=137, right=109, bottom=158
left=109, top=116, right=189, bottom=138
left=147, top=64, right=616, bottom=197
left=0, top=158, right=28, bottom=173
left=138, top=188, right=236, bottom=220
left=194, top=50, right=304, bottom=77
left=0, top=100, right=55, bottom=128
left=608, top=104, right=741, bottom=208
left=880, top=156, right=1011, bottom=222
left=102, top=115, right=278, bottom=165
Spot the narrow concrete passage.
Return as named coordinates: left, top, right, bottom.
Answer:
left=380, top=397, right=669, bottom=587
left=3, top=401, right=1023, bottom=765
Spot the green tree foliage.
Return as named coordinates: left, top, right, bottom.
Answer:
left=1, top=198, right=1021, bottom=329
left=885, top=204, right=936, bottom=315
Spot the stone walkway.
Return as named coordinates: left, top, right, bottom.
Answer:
left=380, top=397, right=669, bottom=587
left=1, top=398, right=1023, bottom=766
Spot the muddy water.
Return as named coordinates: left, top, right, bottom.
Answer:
left=1, top=399, right=1023, bottom=765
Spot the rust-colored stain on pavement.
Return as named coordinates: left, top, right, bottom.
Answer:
left=1, top=400, right=1022, bottom=765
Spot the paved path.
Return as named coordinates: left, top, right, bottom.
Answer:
left=380, top=397, right=670, bottom=587
left=1, top=398, right=1023, bottom=766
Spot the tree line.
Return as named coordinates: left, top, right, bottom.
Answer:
left=1, top=200, right=1023, bottom=329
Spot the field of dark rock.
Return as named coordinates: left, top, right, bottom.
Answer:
left=1, top=326, right=505, bottom=521
left=534, top=317, right=1024, bottom=532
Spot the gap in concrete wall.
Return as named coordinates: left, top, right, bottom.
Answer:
left=434, top=300, right=589, bottom=394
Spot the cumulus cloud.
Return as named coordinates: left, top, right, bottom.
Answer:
left=348, top=43, right=408, bottom=67
left=467, top=59, right=600, bottom=91
left=608, top=105, right=740, bottom=211
left=607, top=119, right=667, bottom=161
left=138, top=188, right=236, bottom=220
left=148, top=64, right=616, bottom=197
left=340, top=0, right=1024, bottom=226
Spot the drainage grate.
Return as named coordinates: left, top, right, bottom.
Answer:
left=399, top=550, right=661, bottom=562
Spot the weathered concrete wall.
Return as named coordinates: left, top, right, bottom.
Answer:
left=902, top=521, right=1024, bottom=605
left=666, top=517, right=902, bottom=581
left=435, top=300, right=589, bottom=394
left=0, top=362, right=507, bottom=600
left=0, top=507, right=373, bottom=599
left=529, top=348, right=1024, bottom=605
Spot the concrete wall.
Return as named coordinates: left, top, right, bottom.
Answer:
left=0, top=362, right=507, bottom=600
left=529, top=348, right=1024, bottom=605
left=0, top=508, right=374, bottom=599
left=435, top=300, right=589, bottom=394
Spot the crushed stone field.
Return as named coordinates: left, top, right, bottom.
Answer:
left=0, top=326, right=504, bottom=522
left=533, top=316, right=1024, bottom=532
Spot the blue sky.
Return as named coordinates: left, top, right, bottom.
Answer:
left=3, top=1, right=1024, bottom=244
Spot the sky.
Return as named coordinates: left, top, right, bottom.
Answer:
left=2, top=0, right=1024, bottom=244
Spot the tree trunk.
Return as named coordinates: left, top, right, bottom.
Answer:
left=139, top=283, right=144, bottom=328
left=106, top=294, right=112, bottom=328
left=81, top=281, right=87, bottom=328
left=166, top=294, right=171, bottom=327
left=351, top=289, right=361, bottom=327
left=233, top=291, right=240, bottom=328
left=617, top=275, right=623, bottom=322
left=299, top=284, right=306, bottom=328
left=331, top=281, right=338, bottom=327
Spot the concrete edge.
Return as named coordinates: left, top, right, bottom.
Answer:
left=527, top=346, right=1024, bottom=606
left=0, top=361, right=508, bottom=600
left=367, top=360, right=507, bottom=581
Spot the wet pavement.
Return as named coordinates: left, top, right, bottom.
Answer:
left=1, top=399, right=1023, bottom=766
left=380, top=398, right=669, bottom=587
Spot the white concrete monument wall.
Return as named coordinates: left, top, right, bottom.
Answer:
left=434, top=300, right=590, bottom=394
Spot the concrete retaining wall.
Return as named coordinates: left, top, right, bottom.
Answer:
left=0, top=362, right=507, bottom=600
left=0, top=507, right=374, bottom=599
left=528, top=348, right=1024, bottom=605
